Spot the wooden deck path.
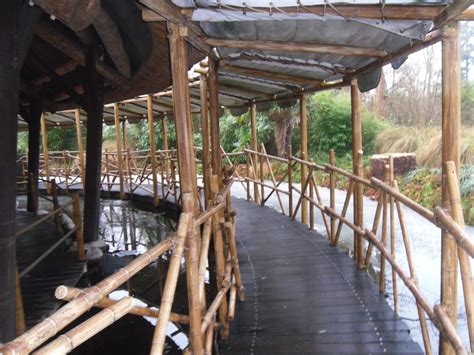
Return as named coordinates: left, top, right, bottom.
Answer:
left=221, top=198, right=422, bottom=354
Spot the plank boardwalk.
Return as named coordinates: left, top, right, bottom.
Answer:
left=221, top=198, right=422, bottom=354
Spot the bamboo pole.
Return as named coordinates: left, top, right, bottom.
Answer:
left=440, top=22, right=461, bottom=355
left=223, top=221, right=244, bottom=300
left=1, top=238, right=173, bottom=354
left=260, top=145, right=264, bottom=206
left=151, top=211, right=191, bottom=354
left=246, top=148, right=251, bottom=201
left=72, top=193, right=85, bottom=261
left=15, top=268, right=25, bottom=336
left=364, top=194, right=382, bottom=266
left=40, top=113, right=50, bottom=194
left=288, top=145, right=293, bottom=217
left=199, top=219, right=212, bottom=305
left=434, top=207, right=474, bottom=258
left=351, top=78, right=363, bottom=266
left=379, top=166, right=389, bottom=293
left=250, top=103, right=260, bottom=203
left=329, top=149, right=336, bottom=243
left=393, top=180, right=432, bottom=355
left=389, top=156, right=398, bottom=314
left=300, top=95, right=308, bottom=225
left=204, top=320, right=214, bottom=355
left=34, top=297, right=135, bottom=354
left=169, top=24, right=203, bottom=353
left=147, top=95, right=159, bottom=206
left=55, top=286, right=189, bottom=324
left=113, top=103, right=125, bottom=200
left=74, top=109, right=85, bottom=190
left=27, top=172, right=38, bottom=215
left=200, top=72, right=212, bottom=207
left=331, top=181, right=354, bottom=246
left=445, top=161, right=474, bottom=352
left=309, top=160, right=315, bottom=230
left=209, top=58, right=223, bottom=188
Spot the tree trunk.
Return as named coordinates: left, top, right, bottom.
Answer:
left=273, top=108, right=293, bottom=157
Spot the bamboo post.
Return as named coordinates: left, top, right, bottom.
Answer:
left=260, top=145, right=264, bottom=206
left=15, top=268, right=25, bottom=336
left=445, top=161, right=474, bottom=352
left=50, top=179, right=63, bottom=233
left=223, top=221, right=244, bottom=300
left=147, top=95, right=159, bottom=206
left=393, top=180, right=432, bottom=354
left=245, top=148, right=251, bottom=201
left=40, top=113, right=50, bottom=194
left=126, top=148, right=132, bottom=194
left=440, top=22, right=461, bottom=355
left=329, top=149, right=336, bottom=243
left=74, top=109, right=85, bottom=190
left=379, top=165, right=389, bottom=293
left=200, top=72, right=212, bottom=207
left=151, top=212, right=191, bottom=354
left=209, top=58, right=223, bottom=190
left=113, top=103, right=125, bottom=200
left=309, top=159, right=315, bottom=230
left=250, top=103, right=260, bottom=203
left=389, top=156, right=398, bottom=314
left=351, top=78, right=364, bottom=267
left=72, top=193, right=85, bottom=261
left=300, top=95, right=308, bottom=225
left=288, top=145, right=293, bottom=217
left=169, top=24, right=203, bottom=353
left=211, top=175, right=229, bottom=337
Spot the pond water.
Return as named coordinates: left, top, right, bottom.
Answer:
left=16, top=196, right=188, bottom=354
left=231, top=182, right=474, bottom=353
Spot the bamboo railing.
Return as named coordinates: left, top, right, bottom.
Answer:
left=231, top=147, right=472, bottom=355
left=2, top=177, right=242, bottom=354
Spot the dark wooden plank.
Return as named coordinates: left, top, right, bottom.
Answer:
left=222, top=198, right=422, bottom=354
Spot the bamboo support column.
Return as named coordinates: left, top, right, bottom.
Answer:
left=147, top=95, right=159, bottom=206
left=440, top=22, right=460, bottom=355
left=379, top=166, right=389, bottom=293
left=445, top=161, right=473, bottom=352
left=15, top=269, right=25, bottom=336
left=161, top=116, right=169, bottom=189
left=208, top=58, right=222, bottom=187
left=72, top=193, right=85, bottom=261
left=167, top=23, right=203, bottom=354
left=74, top=109, right=85, bottom=191
left=40, top=113, right=50, bottom=193
left=351, top=80, right=364, bottom=268
left=200, top=72, right=212, bottom=206
left=113, top=103, right=125, bottom=200
left=299, top=95, right=308, bottom=225
left=26, top=99, right=41, bottom=213
left=389, top=156, right=398, bottom=314
left=287, top=145, right=293, bottom=217
left=250, top=103, right=260, bottom=203
left=329, top=149, right=336, bottom=243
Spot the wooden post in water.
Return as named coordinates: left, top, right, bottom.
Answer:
left=147, top=95, right=159, bottom=206
left=83, top=41, right=104, bottom=243
left=113, top=103, right=125, bottom=200
left=74, top=109, right=85, bottom=191
left=209, top=58, right=223, bottom=187
left=299, top=95, right=308, bottom=225
left=26, top=98, right=42, bottom=213
left=351, top=80, right=364, bottom=268
left=439, top=22, right=460, bottom=355
left=200, top=72, right=212, bottom=207
left=40, top=113, right=50, bottom=193
left=158, top=23, right=203, bottom=354
left=250, top=103, right=260, bottom=203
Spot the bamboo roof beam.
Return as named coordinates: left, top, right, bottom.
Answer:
left=220, top=62, right=323, bottom=86
left=434, top=0, right=474, bottom=28
left=207, top=38, right=387, bottom=58
left=218, top=83, right=277, bottom=99
left=192, top=5, right=474, bottom=21
left=139, top=0, right=211, bottom=55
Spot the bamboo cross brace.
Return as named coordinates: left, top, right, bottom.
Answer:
left=364, top=194, right=383, bottom=266
left=261, top=144, right=285, bottom=214
left=331, top=180, right=355, bottom=246
left=389, top=157, right=398, bottom=314
left=379, top=167, right=389, bottom=294
left=291, top=166, right=314, bottom=221
left=309, top=173, right=331, bottom=237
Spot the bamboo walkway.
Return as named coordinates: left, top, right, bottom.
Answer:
left=221, top=198, right=422, bottom=354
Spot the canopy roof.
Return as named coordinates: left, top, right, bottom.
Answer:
left=18, top=0, right=473, bottom=128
